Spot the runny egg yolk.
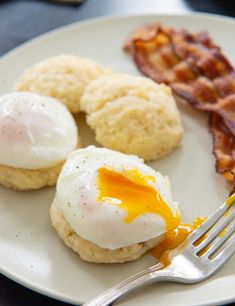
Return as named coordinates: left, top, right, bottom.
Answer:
left=97, top=167, right=180, bottom=231
left=96, top=167, right=209, bottom=265
left=152, top=216, right=207, bottom=266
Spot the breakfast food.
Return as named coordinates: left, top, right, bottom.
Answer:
left=210, top=114, right=235, bottom=182
left=124, top=23, right=235, bottom=183
left=15, top=55, right=109, bottom=113
left=0, top=92, right=79, bottom=190
left=80, top=74, right=183, bottom=161
left=50, top=146, right=180, bottom=263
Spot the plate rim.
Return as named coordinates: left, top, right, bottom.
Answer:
left=1, top=11, right=235, bottom=62
left=1, top=12, right=235, bottom=306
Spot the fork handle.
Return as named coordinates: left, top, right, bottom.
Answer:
left=83, top=263, right=173, bottom=306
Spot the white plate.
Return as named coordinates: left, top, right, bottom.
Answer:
left=0, top=13, right=234, bottom=306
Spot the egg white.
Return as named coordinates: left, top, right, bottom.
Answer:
left=0, top=92, right=78, bottom=169
left=56, top=146, right=179, bottom=250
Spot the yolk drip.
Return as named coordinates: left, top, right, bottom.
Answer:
left=97, top=167, right=180, bottom=231
left=152, top=216, right=207, bottom=266
left=194, top=194, right=234, bottom=257
left=226, top=192, right=235, bottom=206
left=219, top=227, right=228, bottom=237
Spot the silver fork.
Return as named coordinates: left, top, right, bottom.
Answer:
left=84, top=193, right=235, bottom=306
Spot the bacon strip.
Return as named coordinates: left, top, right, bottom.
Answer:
left=210, top=113, right=235, bottom=182
left=124, top=23, right=235, bottom=184
left=172, top=82, right=235, bottom=134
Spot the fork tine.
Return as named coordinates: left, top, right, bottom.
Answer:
left=212, top=235, right=235, bottom=269
left=188, top=201, right=230, bottom=243
left=201, top=220, right=235, bottom=258
left=195, top=207, right=235, bottom=253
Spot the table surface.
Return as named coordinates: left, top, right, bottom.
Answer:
left=0, top=0, right=235, bottom=305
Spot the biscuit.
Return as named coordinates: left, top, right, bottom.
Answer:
left=0, top=161, right=64, bottom=191
left=81, top=74, right=183, bottom=161
left=15, top=55, right=109, bottom=113
left=50, top=198, right=163, bottom=263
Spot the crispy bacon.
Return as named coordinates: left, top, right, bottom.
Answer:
left=172, top=81, right=235, bottom=135
left=210, top=113, right=235, bottom=182
left=124, top=23, right=235, bottom=184
left=124, top=23, right=170, bottom=54
left=216, top=95, right=235, bottom=135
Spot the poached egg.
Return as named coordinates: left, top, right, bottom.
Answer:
left=56, top=146, right=180, bottom=250
left=0, top=92, right=78, bottom=169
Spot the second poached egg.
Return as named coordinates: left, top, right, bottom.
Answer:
left=0, top=92, right=78, bottom=169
